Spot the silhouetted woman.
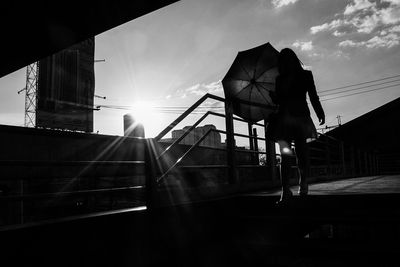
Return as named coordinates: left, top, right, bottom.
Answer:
left=267, top=48, right=325, bottom=203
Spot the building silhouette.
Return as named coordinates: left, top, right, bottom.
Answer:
left=36, top=37, right=95, bottom=132
left=161, top=124, right=222, bottom=148
left=123, top=113, right=145, bottom=138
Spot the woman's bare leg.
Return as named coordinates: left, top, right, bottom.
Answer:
left=277, top=140, right=293, bottom=202
left=294, top=138, right=309, bottom=195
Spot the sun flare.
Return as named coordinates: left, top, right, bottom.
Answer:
left=126, top=101, right=164, bottom=138
left=130, top=101, right=157, bottom=124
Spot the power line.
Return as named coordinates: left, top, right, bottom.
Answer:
left=95, top=104, right=223, bottom=114
left=319, top=78, right=400, bottom=97
left=319, top=74, right=400, bottom=93
left=321, top=83, right=400, bottom=102
left=96, top=104, right=224, bottom=111
left=97, top=74, right=400, bottom=110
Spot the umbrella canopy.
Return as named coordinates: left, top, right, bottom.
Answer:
left=222, top=42, right=279, bottom=123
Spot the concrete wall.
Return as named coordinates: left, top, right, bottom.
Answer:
left=0, top=124, right=145, bottom=162
left=0, top=125, right=147, bottom=226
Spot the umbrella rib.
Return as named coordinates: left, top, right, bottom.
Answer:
left=249, top=84, right=254, bottom=108
left=253, top=48, right=264, bottom=80
left=238, top=61, right=253, bottom=80
left=235, top=83, right=253, bottom=98
left=257, top=82, right=274, bottom=92
left=256, top=68, right=277, bottom=81
left=248, top=85, right=257, bottom=119
left=255, top=84, right=273, bottom=105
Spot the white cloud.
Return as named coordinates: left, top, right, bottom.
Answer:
left=311, top=0, right=400, bottom=49
left=338, top=40, right=362, bottom=47
left=310, top=23, right=330, bottom=34
left=183, top=80, right=223, bottom=97
left=330, top=50, right=351, bottom=60
left=378, top=6, right=400, bottom=24
left=333, top=30, right=346, bottom=36
left=344, top=0, right=376, bottom=15
left=201, top=100, right=223, bottom=108
left=272, top=0, right=298, bottom=8
left=365, top=33, right=400, bottom=48
left=382, top=0, right=400, bottom=6
left=312, top=0, right=400, bottom=34
left=339, top=33, right=400, bottom=48
left=292, top=40, right=313, bottom=51
left=310, top=19, right=344, bottom=34
left=350, top=13, right=380, bottom=33
left=389, top=25, right=400, bottom=32
left=203, top=80, right=223, bottom=93
left=185, top=83, right=201, bottom=95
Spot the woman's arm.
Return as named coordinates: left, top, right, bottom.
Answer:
left=306, top=71, right=325, bottom=125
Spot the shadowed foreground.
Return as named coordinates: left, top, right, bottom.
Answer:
left=1, top=175, right=400, bottom=266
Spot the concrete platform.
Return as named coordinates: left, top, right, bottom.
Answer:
left=1, top=175, right=399, bottom=266
left=249, top=174, right=400, bottom=196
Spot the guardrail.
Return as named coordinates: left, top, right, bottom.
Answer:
left=154, top=93, right=273, bottom=186
left=154, top=93, right=380, bottom=191
left=308, top=133, right=378, bottom=180
left=0, top=94, right=381, bottom=229
left=0, top=138, right=158, bottom=228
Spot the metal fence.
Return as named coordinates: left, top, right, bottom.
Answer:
left=0, top=93, right=382, bottom=229
left=0, top=138, right=158, bottom=228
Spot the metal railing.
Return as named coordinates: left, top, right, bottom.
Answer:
left=308, top=132, right=378, bottom=179
left=154, top=93, right=274, bottom=188
left=0, top=138, right=158, bottom=229
left=153, top=93, right=380, bottom=191
left=0, top=94, right=382, bottom=229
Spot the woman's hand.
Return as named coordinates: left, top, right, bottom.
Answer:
left=319, top=116, right=325, bottom=125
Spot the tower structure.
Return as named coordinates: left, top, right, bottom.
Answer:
left=24, top=62, right=39, bottom=127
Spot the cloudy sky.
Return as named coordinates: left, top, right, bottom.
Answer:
left=0, top=0, right=399, bottom=140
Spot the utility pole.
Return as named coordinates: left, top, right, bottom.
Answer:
left=336, top=115, right=342, bottom=126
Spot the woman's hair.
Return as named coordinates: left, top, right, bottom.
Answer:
left=278, top=48, right=304, bottom=75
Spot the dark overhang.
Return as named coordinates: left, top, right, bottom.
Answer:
left=1, top=0, right=179, bottom=78
left=327, top=97, right=400, bottom=152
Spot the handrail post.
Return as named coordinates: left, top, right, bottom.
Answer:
left=363, top=151, right=368, bottom=176
left=264, top=119, right=277, bottom=182
left=340, top=141, right=346, bottom=177
left=225, top=100, right=237, bottom=184
left=145, top=139, right=158, bottom=211
left=248, top=123, right=254, bottom=164
left=357, top=148, right=362, bottom=176
left=325, top=136, right=331, bottom=178
left=19, top=178, right=24, bottom=224
left=350, top=145, right=356, bottom=177
left=253, top=128, right=259, bottom=165
left=367, top=152, right=372, bottom=176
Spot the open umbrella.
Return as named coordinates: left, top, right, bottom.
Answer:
left=222, top=42, right=279, bottom=123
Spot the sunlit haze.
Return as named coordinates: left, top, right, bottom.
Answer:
left=1, top=0, right=399, bottom=142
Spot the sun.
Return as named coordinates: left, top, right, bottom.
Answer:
left=126, top=101, right=162, bottom=138
left=131, top=101, right=157, bottom=123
